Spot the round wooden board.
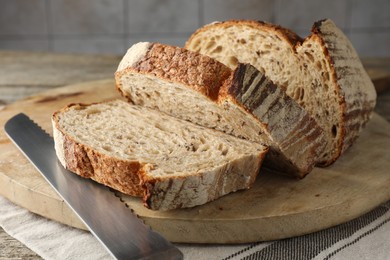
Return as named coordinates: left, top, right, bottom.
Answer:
left=0, top=79, right=389, bottom=244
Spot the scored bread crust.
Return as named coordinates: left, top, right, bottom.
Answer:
left=52, top=101, right=267, bottom=210
left=142, top=152, right=265, bottom=210
left=184, top=19, right=377, bottom=166
left=310, top=20, right=377, bottom=158
left=220, top=63, right=326, bottom=175
left=115, top=42, right=326, bottom=177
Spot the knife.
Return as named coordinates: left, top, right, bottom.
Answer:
left=4, top=113, right=183, bottom=260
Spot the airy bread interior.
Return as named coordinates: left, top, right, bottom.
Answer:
left=118, top=72, right=265, bottom=143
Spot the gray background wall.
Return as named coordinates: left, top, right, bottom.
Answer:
left=0, top=0, right=389, bottom=57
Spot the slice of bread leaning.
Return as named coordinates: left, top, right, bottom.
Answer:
left=185, top=19, right=377, bottom=166
left=52, top=100, right=267, bottom=210
left=115, top=42, right=326, bottom=178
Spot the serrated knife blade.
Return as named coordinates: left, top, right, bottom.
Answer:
left=4, top=113, right=183, bottom=260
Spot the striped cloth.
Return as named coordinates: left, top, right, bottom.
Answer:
left=223, top=201, right=390, bottom=259
left=0, top=195, right=389, bottom=260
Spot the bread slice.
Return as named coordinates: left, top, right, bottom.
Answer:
left=52, top=100, right=267, bottom=210
left=185, top=19, right=377, bottom=166
left=115, top=42, right=326, bottom=177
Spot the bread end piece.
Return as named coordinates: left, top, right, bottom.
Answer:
left=310, top=19, right=377, bottom=165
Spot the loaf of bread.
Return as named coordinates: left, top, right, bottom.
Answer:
left=52, top=100, right=267, bottom=210
left=115, top=42, right=326, bottom=177
left=185, top=19, right=377, bottom=166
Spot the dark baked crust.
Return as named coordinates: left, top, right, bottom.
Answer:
left=116, top=43, right=231, bottom=101
left=221, top=63, right=326, bottom=177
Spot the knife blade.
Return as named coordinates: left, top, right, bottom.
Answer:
left=4, top=113, right=183, bottom=260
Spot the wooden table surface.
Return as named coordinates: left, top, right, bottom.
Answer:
left=0, top=51, right=389, bottom=259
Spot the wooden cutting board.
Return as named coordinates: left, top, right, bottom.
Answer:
left=0, top=79, right=389, bottom=244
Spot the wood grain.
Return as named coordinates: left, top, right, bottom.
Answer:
left=0, top=79, right=389, bottom=244
left=0, top=51, right=120, bottom=104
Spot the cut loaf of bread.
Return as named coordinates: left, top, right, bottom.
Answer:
left=115, top=42, right=326, bottom=177
left=185, top=19, right=377, bottom=166
left=52, top=100, right=267, bottom=210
